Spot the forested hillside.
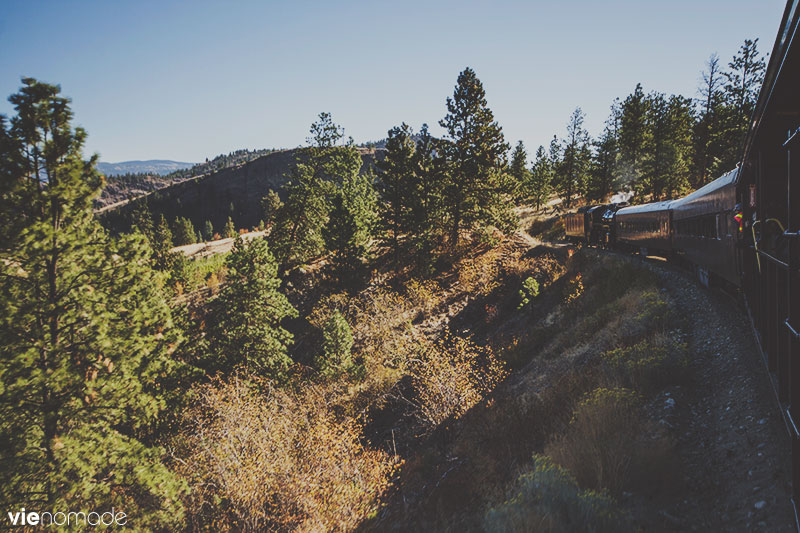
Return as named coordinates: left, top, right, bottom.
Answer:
left=0, top=33, right=774, bottom=533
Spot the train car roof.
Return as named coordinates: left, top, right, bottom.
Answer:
left=616, top=200, right=672, bottom=216
left=669, top=169, right=738, bottom=209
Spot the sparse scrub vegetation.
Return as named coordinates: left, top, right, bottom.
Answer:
left=484, top=454, right=627, bottom=533
left=545, top=387, right=674, bottom=496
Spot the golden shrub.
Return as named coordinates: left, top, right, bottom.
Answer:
left=408, top=334, right=507, bottom=433
left=176, top=373, right=396, bottom=532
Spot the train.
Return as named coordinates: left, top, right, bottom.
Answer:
left=564, top=0, right=800, bottom=519
left=564, top=168, right=739, bottom=289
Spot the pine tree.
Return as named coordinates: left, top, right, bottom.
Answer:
left=692, top=53, right=724, bottom=187
left=173, top=216, right=197, bottom=245
left=316, top=311, right=354, bottom=377
left=439, top=67, right=513, bottom=246
left=224, top=216, right=236, bottom=238
left=509, top=140, right=530, bottom=200
left=323, top=167, right=378, bottom=286
left=270, top=113, right=358, bottom=270
left=208, top=236, right=297, bottom=377
left=641, top=93, right=693, bottom=200
left=376, top=123, right=417, bottom=263
left=0, top=78, right=186, bottom=527
left=557, top=107, right=591, bottom=207
left=618, top=83, right=650, bottom=186
left=261, top=190, right=283, bottom=227
left=411, top=123, right=444, bottom=259
left=203, top=219, right=214, bottom=241
left=527, top=146, right=552, bottom=210
left=588, top=122, right=619, bottom=202
left=130, top=200, right=154, bottom=243
left=152, top=214, right=174, bottom=270
left=713, top=39, right=766, bottom=174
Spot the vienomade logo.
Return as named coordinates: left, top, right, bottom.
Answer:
left=6, top=508, right=128, bottom=528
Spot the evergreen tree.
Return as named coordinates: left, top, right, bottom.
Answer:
left=509, top=140, right=530, bottom=200
left=527, top=146, right=552, bottom=210
left=261, top=189, right=283, bottom=227
left=713, top=39, right=766, bottom=174
left=173, top=216, right=197, bottom=245
left=130, top=200, right=154, bottom=243
left=0, top=78, right=186, bottom=527
left=208, top=236, right=297, bottom=377
left=315, top=311, right=354, bottom=377
left=556, top=107, right=591, bottom=207
left=152, top=214, right=174, bottom=270
left=270, top=113, right=359, bottom=270
left=376, top=123, right=417, bottom=264
left=618, top=83, right=650, bottom=186
left=438, top=67, right=513, bottom=246
left=223, top=216, right=236, bottom=238
left=692, top=53, right=724, bottom=187
left=588, top=122, right=619, bottom=202
left=203, top=219, right=214, bottom=241
left=324, top=168, right=378, bottom=286
left=411, top=123, right=444, bottom=259
left=641, top=93, right=693, bottom=200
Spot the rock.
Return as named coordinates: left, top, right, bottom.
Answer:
left=754, top=500, right=766, bottom=510
left=758, top=418, right=767, bottom=425
left=665, top=398, right=676, bottom=408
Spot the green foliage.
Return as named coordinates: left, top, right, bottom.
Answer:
left=377, top=123, right=418, bottom=262
left=517, top=276, right=540, bottom=311
left=439, top=67, right=514, bottom=246
left=555, top=107, right=591, bottom=207
left=316, top=311, right=354, bottom=376
left=173, top=216, right=197, bottom=245
left=0, top=78, right=186, bottom=528
left=484, top=454, right=625, bottom=533
left=202, top=219, right=214, bottom=241
left=639, top=93, right=693, bottom=200
left=270, top=113, right=361, bottom=270
left=208, top=236, right=297, bottom=378
left=618, top=83, right=650, bottom=184
left=223, top=216, right=236, bottom=238
left=509, top=140, right=529, bottom=200
left=324, top=166, right=377, bottom=286
left=526, top=145, right=552, bottom=210
left=261, top=189, right=283, bottom=227
left=152, top=213, right=174, bottom=268
left=587, top=121, right=619, bottom=202
left=603, top=334, right=688, bottom=391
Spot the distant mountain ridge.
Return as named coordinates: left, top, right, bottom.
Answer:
left=97, top=160, right=195, bottom=176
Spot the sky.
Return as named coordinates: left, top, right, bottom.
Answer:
left=0, top=0, right=789, bottom=163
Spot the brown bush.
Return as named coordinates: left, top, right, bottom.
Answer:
left=545, top=387, right=675, bottom=496
left=406, top=334, right=507, bottom=435
left=175, top=373, right=396, bottom=532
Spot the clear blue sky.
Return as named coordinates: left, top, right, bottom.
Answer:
left=0, top=0, right=788, bottom=163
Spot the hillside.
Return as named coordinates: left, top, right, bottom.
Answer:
left=97, top=159, right=195, bottom=176
left=98, top=146, right=384, bottom=235
left=95, top=148, right=278, bottom=209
